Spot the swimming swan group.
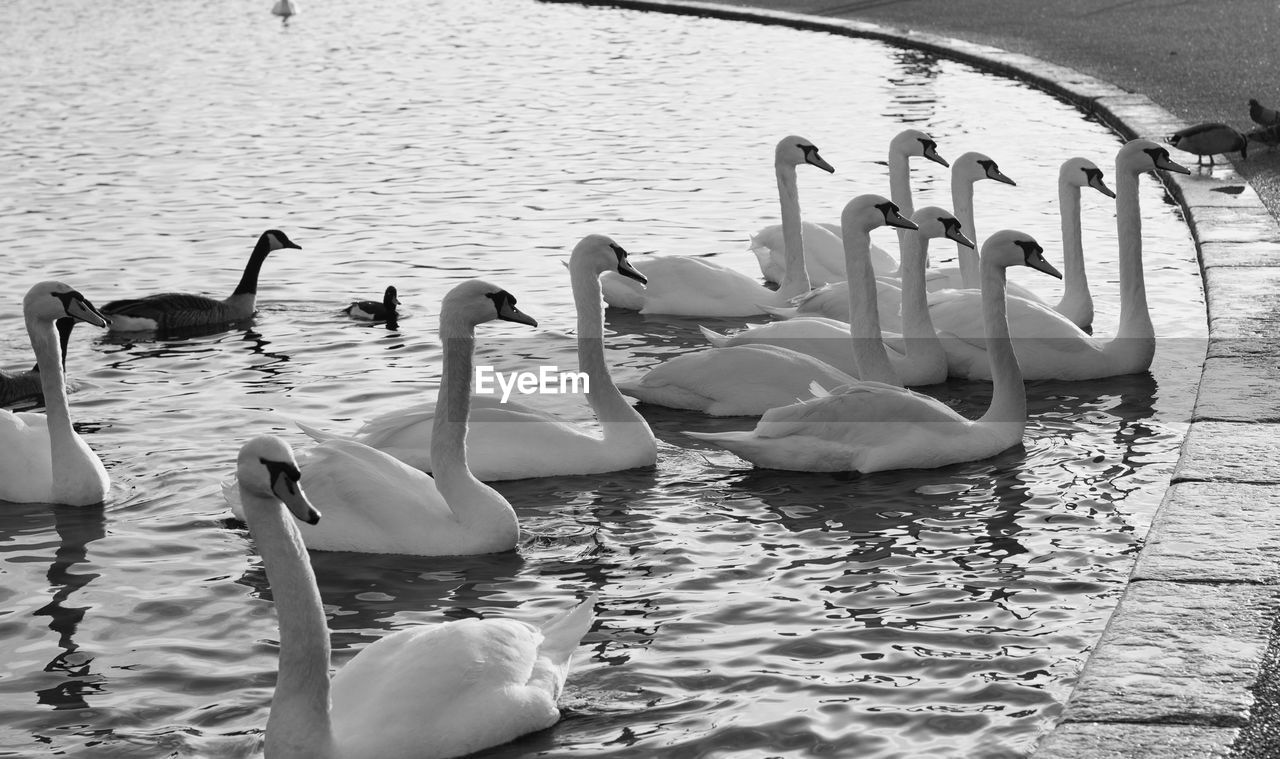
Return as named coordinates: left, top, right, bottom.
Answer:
left=1, top=129, right=1190, bottom=757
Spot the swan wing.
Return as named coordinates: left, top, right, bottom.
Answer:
left=620, top=346, right=857, bottom=416
left=700, top=319, right=858, bottom=375
left=0, top=411, right=54, bottom=503
left=331, top=618, right=560, bottom=759
left=604, top=256, right=774, bottom=317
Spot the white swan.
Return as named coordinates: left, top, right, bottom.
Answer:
left=0, top=282, right=109, bottom=505
left=752, top=129, right=948, bottom=284
left=226, top=280, right=539, bottom=555
left=303, top=235, right=657, bottom=480
left=702, top=206, right=972, bottom=386
left=103, top=229, right=301, bottom=332
left=769, top=152, right=1023, bottom=323
left=599, top=135, right=833, bottom=316
left=686, top=230, right=1062, bottom=472
left=616, top=195, right=918, bottom=416
left=1047, top=157, right=1117, bottom=332
left=234, top=435, right=595, bottom=759
left=922, top=152, right=1022, bottom=291
left=928, top=139, right=1189, bottom=381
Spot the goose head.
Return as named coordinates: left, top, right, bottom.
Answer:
left=443, top=280, right=538, bottom=328
left=953, top=151, right=1016, bottom=186
left=24, top=281, right=109, bottom=328
left=775, top=135, right=835, bottom=174
left=841, top=194, right=919, bottom=236
left=911, top=206, right=974, bottom=249
left=572, top=234, right=647, bottom=284
left=236, top=435, right=319, bottom=524
left=1118, top=139, right=1191, bottom=176
left=1061, top=157, right=1116, bottom=198
left=258, top=229, right=303, bottom=254
left=981, top=230, right=1062, bottom=279
left=890, top=128, right=949, bottom=167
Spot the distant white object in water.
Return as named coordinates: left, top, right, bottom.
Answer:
left=272, top=0, right=297, bottom=21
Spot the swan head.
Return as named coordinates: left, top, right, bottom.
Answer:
left=443, top=280, right=538, bottom=328
left=776, top=135, right=835, bottom=174
left=981, top=230, right=1062, bottom=279
left=237, top=435, right=320, bottom=525
left=911, top=206, right=974, bottom=248
left=24, top=281, right=109, bottom=328
left=258, top=229, right=303, bottom=254
left=953, top=152, right=1016, bottom=186
left=572, top=234, right=647, bottom=284
left=1060, top=157, right=1116, bottom=198
left=890, top=128, right=949, bottom=167
left=841, top=194, right=919, bottom=235
left=1118, top=138, right=1191, bottom=176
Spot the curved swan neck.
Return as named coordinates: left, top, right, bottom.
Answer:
left=432, top=316, right=477, bottom=480
left=774, top=161, right=811, bottom=299
left=246, top=495, right=336, bottom=759
left=572, top=266, right=647, bottom=429
left=897, top=234, right=940, bottom=349
left=843, top=226, right=897, bottom=385
left=951, top=175, right=980, bottom=288
left=1114, top=170, right=1153, bottom=339
left=232, top=237, right=274, bottom=296
left=889, top=149, right=914, bottom=272
left=28, top=315, right=78, bottom=488
left=977, top=259, right=1024, bottom=424
left=1057, top=180, right=1090, bottom=313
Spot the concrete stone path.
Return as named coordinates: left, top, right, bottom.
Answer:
left=543, top=1, right=1280, bottom=755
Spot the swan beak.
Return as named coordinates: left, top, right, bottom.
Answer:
left=616, top=258, right=648, bottom=285
left=923, top=145, right=950, bottom=168
left=806, top=150, right=836, bottom=174
left=883, top=206, right=919, bottom=231
left=497, top=302, right=538, bottom=327
left=67, top=294, right=109, bottom=328
left=946, top=226, right=976, bottom=249
left=987, top=165, right=1017, bottom=186
left=1024, top=248, right=1063, bottom=280
left=1155, top=154, right=1192, bottom=175
left=272, top=471, right=320, bottom=525
left=1089, top=175, right=1117, bottom=199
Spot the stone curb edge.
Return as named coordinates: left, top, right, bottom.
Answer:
left=539, top=1, right=1280, bottom=756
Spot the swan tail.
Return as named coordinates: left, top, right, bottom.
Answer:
left=221, top=476, right=246, bottom=520
left=538, top=594, right=596, bottom=657
left=759, top=304, right=799, bottom=319
left=296, top=420, right=342, bottom=442
left=698, top=325, right=731, bottom=347
left=807, top=381, right=831, bottom=399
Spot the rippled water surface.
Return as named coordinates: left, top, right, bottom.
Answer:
left=0, top=1, right=1206, bottom=757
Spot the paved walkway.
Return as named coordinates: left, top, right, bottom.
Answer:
left=545, top=1, right=1280, bottom=756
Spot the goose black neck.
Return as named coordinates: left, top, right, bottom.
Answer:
left=232, top=235, right=275, bottom=296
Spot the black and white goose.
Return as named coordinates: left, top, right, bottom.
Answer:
left=343, top=285, right=399, bottom=323
left=102, top=229, right=300, bottom=332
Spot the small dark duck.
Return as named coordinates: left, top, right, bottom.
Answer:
left=343, top=285, right=400, bottom=323
left=1166, top=123, right=1248, bottom=167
